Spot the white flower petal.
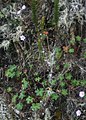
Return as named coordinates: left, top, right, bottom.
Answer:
left=17, top=10, right=21, bottom=15
left=22, top=5, right=26, bottom=10
left=79, top=91, right=85, bottom=98
left=20, top=35, right=26, bottom=41
left=76, top=110, right=81, bottom=116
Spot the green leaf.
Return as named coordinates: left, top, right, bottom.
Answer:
left=64, top=63, right=70, bottom=69
left=83, top=38, right=86, bottom=43
left=16, top=71, right=22, bottom=77
left=31, top=103, right=41, bottom=111
left=60, top=82, right=66, bottom=87
left=51, top=93, right=59, bottom=100
left=70, top=39, right=75, bottom=45
left=61, top=89, right=68, bottom=96
left=55, top=47, right=62, bottom=59
left=35, top=88, right=44, bottom=97
left=7, top=87, right=12, bottom=92
left=16, top=102, right=23, bottom=110
left=22, top=78, right=28, bottom=89
left=65, top=73, right=72, bottom=80
left=69, top=48, right=74, bottom=53
left=35, top=77, right=41, bottom=82
left=71, top=79, right=80, bottom=87
left=76, top=36, right=81, bottom=41
left=59, top=75, right=64, bottom=81
left=50, top=79, right=57, bottom=85
left=19, top=91, right=25, bottom=99
left=26, top=96, right=34, bottom=104
left=80, top=80, right=86, bottom=86
left=83, top=52, right=86, bottom=59
left=12, top=94, right=18, bottom=103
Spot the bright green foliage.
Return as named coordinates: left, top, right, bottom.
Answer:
left=12, top=94, right=18, bottom=103
left=16, top=102, right=23, bottom=110
left=40, top=16, right=45, bottom=32
left=42, top=80, right=47, bottom=86
left=56, top=65, right=60, bottom=70
left=61, top=89, right=68, bottom=96
left=70, top=39, right=76, bottom=45
left=76, top=36, right=81, bottom=41
left=35, top=76, right=41, bottom=82
left=31, top=103, right=41, bottom=111
left=5, top=65, right=17, bottom=78
left=54, top=0, right=59, bottom=26
left=5, top=65, right=21, bottom=78
left=26, top=96, right=34, bottom=104
left=35, top=88, right=44, bottom=97
left=60, top=82, right=66, bottom=87
left=22, top=78, right=28, bottom=90
left=55, top=47, right=62, bottom=60
left=64, top=63, right=70, bottom=69
left=7, top=87, right=12, bottom=92
left=83, top=38, right=86, bottom=43
left=50, top=79, right=57, bottom=85
left=71, top=79, right=80, bottom=87
left=51, top=93, right=59, bottom=100
left=65, top=73, right=72, bottom=80
left=19, top=91, right=25, bottom=99
left=69, top=48, right=74, bottom=53
left=59, top=75, right=64, bottom=81
left=80, top=80, right=86, bottom=86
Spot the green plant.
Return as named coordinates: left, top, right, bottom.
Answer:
left=61, top=89, right=68, bottom=96
left=50, top=79, right=57, bottom=85
left=35, top=76, right=41, bottom=82
left=12, top=93, right=18, bottom=103
left=7, top=87, right=12, bottom=92
left=60, top=82, right=66, bottom=87
left=5, top=65, right=17, bottom=78
left=19, top=91, right=25, bottom=99
left=40, top=16, right=45, bottom=32
left=64, top=63, right=70, bottom=69
left=71, top=79, right=80, bottom=87
left=59, top=74, right=64, bottom=81
left=76, top=36, right=81, bottom=41
left=83, top=38, right=86, bottom=43
left=69, top=48, right=74, bottom=54
left=22, top=78, right=28, bottom=90
left=65, top=72, right=72, bottom=80
left=31, top=103, right=41, bottom=111
left=54, top=0, right=59, bottom=26
left=51, top=93, right=59, bottom=100
left=35, top=88, right=44, bottom=97
left=83, top=52, right=86, bottom=58
left=5, top=65, right=21, bottom=78
left=80, top=80, right=86, bottom=86
left=55, top=47, right=62, bottom=60
left=26, top=96, right=34, bottom=104
left=16, top=102, right=23, bottom=110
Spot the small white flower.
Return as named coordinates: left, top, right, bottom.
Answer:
left=79, top=91, right=85, bottom=98
left=17, top=10, right=21, bottom=15
left=20, top=35, right=26, bottom=41
left=76, top=110, right=81, bottom=116
left=21, top=5, right=26, bottom=10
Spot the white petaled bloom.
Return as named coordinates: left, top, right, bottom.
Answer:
left=17, top=10, right=22, bottom=15
left=20, top=35, right=26, bottom=41
left=79, top=91, right=85, bottom=98
left=21, top=5, right=26, bottom=10
left=76, top=110, right=81, bottom=117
